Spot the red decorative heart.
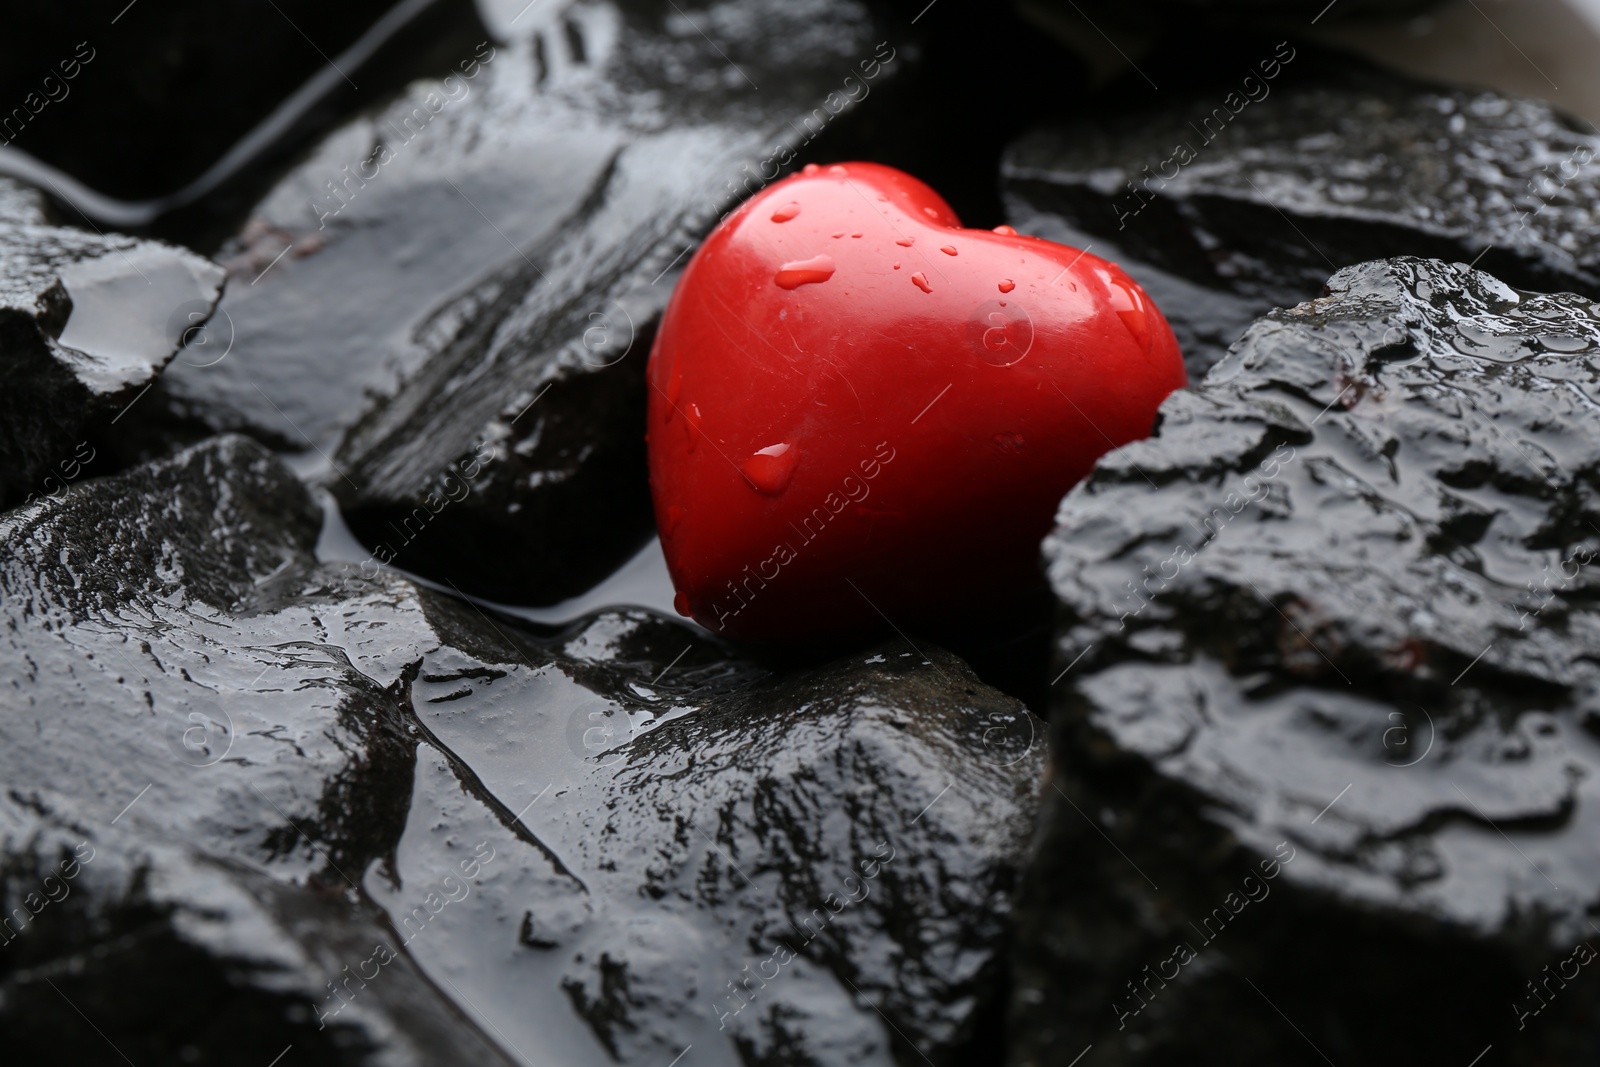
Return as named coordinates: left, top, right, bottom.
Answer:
left=647, top=162, right=1185, bottom=641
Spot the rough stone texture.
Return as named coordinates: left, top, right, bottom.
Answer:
left=0, top=434, right=1039, bottom=1066
left=1003, top=57, right=1600, bottom=376
left=1010, top=258, right=1600, bottom=1066
left=142, top=0, right=904, bottom=606
left=0, top=211, right=223, bottom=509
left=440, top=641, right=1045, bottom=1066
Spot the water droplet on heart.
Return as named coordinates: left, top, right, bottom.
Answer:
left=851, top=232, right=863, bottom=238
left=771, top=202, right=801, bottom=223
left=828, top=165, right=849, bottom=176
left=1099, top=267, right=1151, bottom=348
left=911, top=272, right=932, bottom=293
left=741, top=442, right=798, bottom=494
left=941, top=245, right=958, bottom=256
left=896, top=236, right=915, bottom=247
left=892, top=262, right=901, bottom=270
left=775, top=255, right=836, bottom=290
left=832, top=232, right=845, bottom=239
left=998, top=279, right=1015, bottom=293
left=664, top=504, right=685, bottom=537
left=877, top=195, right=889, bottom=202
left=685, top=402, right=703, bottom=452
left=993, top=224, right=1018, bottom=235
left=802, top=163, right=820, bottom=176
left=674, top=590, right=693, bottom=617
left=922, top=207, right=939, bottom=218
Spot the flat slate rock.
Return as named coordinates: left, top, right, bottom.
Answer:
left=1010, top=257, right=1600, bottom=1066
left=1003, top=57, right=1600, bottom=377
left=0, top=208, right=222, bottom=510
left=147, top=0, right=903, bottom=605
left=0, top=434, right=1039, bottom=1066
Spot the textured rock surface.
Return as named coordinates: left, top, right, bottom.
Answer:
left=1011, top=258, right=1600, bottom=1066
left=145, top=0, right=904, bottom=605
left=0, top=209, right=223, bottom=508
left=0, top=435, right=1039, bottom=1066
left=1003, top=58, right=1600, bottom=376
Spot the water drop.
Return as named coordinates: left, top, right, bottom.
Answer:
left=922, top=207, right=939, bottom=218
left=895, top=236, right=915, bottom=247
left=912, top=272, right=932, bottom=294
left=828, top=164, right=849, bottom=176
left=941, top=245, right=958, bottom=256
left=771, top=202, right=801, bottom=223
left=832, top=232, right=846, bottom=239
left=993, top=224, right=1018, bottom=235
left=664, top=504, right=685, bottom=537
left=775, top=254, right=837, bottom=290
left=892, top=262, right=901, bottom=270
left=685, top=402, right=703, bottom=452
left=998, top=279, right=1015, bottom=293
left=741, top=442, right=799, bottom=494
left=802, top=163, right=820, bottom=176
left=674, top=590, right=693, bottom=617
left=851, top=232, right=863, bottom=238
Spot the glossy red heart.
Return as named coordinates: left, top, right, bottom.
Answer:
left=647, top=162, right=1185, bottom=641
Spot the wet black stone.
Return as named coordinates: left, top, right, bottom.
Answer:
left=1032, top=0, right=1440, bottom=28
left=1003, top=57, right=1600, bottom=377
left=0, top=0, right=482, bottom=205
left=141, top=0, right=905, bottom=605
left=0, top=205, right=223, bottom=510
left=1012, top=258, right=1600, bottom=1066
left=1, top=434, right=1038, bottom=1065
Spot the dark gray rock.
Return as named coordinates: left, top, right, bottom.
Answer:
left=1003, top=59, right=1600, bottom=377
left=0, top=434, right=1038, bottom=1065
left=0, top=0, right=468, bottom=203
left=419, top=638, right=1044, bottom=1066
left=1011, top=257, right=1600, bottom=1066
left=0, top=434, right=515, bottom=1065
left=147, top=0, right=904, bottom=605
left=1068, top=0, right=1438, bottom=19
left=0, top=210, right=223, bottom=510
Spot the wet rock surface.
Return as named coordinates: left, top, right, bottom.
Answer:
left=0, top=0, right=481, bottom=205
left=142, top=0, right=903, bottom=605
left=0, top=435, right=1040, bottom=1065
left=1003, top=55, right=1600, bottom=376
left=1048, top=0, right=1441, bottom=22
left=1013, top=257, right=1600, bottom=1066
left=0, top=205, right=223, bottom=509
